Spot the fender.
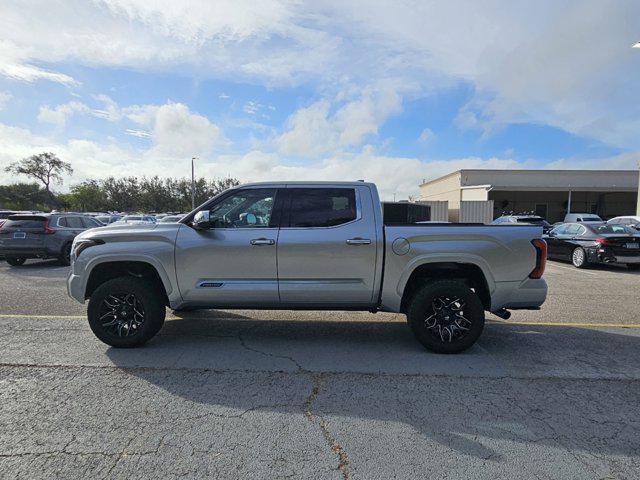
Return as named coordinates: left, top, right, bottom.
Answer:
left=83, top=253, right=175, bottom=298
left=396, top=252, right=496, bottom=298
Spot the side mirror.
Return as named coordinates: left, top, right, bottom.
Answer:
left=193, top=210, right=212, bottom=229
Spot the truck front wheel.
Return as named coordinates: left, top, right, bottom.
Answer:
left=407, top=280, right=485, bottom=354
left=88, top=276, right=166, bottom=348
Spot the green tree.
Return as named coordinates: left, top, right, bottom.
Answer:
left=0, top=183, right=51, bottom=211
left=65, top=180, right=107, bottom=211
left=5, top=152, right=73, bottom=195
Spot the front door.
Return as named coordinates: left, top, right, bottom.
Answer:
left=175, top=188, right=281, bottom=307
left=276, top=186, right=378, bottom=307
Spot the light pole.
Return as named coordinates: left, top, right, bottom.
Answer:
left=634, top=43, right=640, bottom=213
left=191, top=156, right=198, bottom=210
left=636, top=159, right=640, bottom=216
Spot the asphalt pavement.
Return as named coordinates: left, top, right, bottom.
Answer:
left=1, top=259, right=639, bottom=479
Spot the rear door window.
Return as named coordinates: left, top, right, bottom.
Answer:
left=82, top=217, right=101, bottom=228
left=286, top=188, right=357, bottom=227
left=66, top=216, right=84, bottom=228
left=565, top=224, right=582, bottom=235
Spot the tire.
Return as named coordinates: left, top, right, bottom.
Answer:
left=58, top=243, right=72, bottom=266
left=6, top=256, right=26, bottom=266
left=571, top=247, right=588, bottom=268
left=88, top=276, right=166, bottom=348
left=627, top=264, right=640, bottom=271
left=407, top=280, right=485, bottom=354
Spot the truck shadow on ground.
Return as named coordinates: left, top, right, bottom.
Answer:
left=105, top=313, right=640, bottom=463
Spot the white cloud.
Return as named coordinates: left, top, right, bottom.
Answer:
left=418, top=128, right=434, bottom=143
left=1, top=121, right=639, bottom=201
left=0, top=41, right=78, bottom=86
left=2, top=0, right=639, bottom=149
left=125, top=128, right=152, bottom=138
left=278, top=86, right=402, bottom=157
left=0, top=91, right=12, bottom=110
left=126, top=102, right=225, bottom=156
left=243, top=101, right=262, bottom=115
left=37, top=101, right=90, bottom=126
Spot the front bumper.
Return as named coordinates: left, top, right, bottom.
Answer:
left=67, top=273, right=86, bottom=304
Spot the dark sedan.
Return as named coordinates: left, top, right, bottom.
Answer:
left=545, top=222, right=640, bottom=269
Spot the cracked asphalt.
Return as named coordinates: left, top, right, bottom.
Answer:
left=1, top=259, right=640, bottom=479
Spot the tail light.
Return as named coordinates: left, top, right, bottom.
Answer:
left=43, top=220, right=56, bottom=234
left=529, top=239, right=547, bottom=279
left=595, top=237, right=612, bottom=245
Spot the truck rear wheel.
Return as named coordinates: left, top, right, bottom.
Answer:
left=88, top=276, right=165, bottom=348
left=407, top=280, right=485, bottom=354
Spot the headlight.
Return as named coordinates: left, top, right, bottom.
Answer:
left=72, top=239, right=104, bottom=259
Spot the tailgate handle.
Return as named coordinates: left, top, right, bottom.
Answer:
left=250, top=238, right=275, bottom=246
left=346, top=238, right=371, bottom=245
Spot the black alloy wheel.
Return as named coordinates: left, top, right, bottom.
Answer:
left=99, top=293, right=146, bottom=338
left=88, top=276, right=165, bottom=347
left=424, top=295, right=473, bottom=343
left=407, top=280, right=485, bottom=354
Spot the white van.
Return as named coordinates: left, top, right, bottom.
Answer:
left=563, top=213, right=602, bottom=223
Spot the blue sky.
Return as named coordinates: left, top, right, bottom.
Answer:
left=0, top=0, right=639, bottom=199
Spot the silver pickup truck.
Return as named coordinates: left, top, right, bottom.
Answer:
left=68, top=181, right=547, bottom=353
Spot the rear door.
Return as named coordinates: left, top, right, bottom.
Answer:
left=276, top=186, right=378, bottom=306
left=546, top=225, right=566, bottom=258
left=559, top=223, right=582, bottom=259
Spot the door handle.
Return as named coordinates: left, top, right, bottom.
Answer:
left=346, top=238, right=371, bottom=245
left=250, top=238, right=275, bottom=246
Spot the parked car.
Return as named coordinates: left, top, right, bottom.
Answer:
left=158, top=214, right=184, bottom=223
left=563, top=213, right=602, bottom=223
left=95, top=214, right=123, bottom=225
left=607, top=216, right=640, bottom=231
left=111, top=215, right=156, bottom=225
left=0, top=213, right=103, bottom=266
left=68, top=181, right=547, bottom=353
left=545, top=222, right=640, bottom=269
left=492, top=214, right=553, bottom=233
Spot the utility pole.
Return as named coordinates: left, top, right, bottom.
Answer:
left=191, top=156, right=197, bottom=210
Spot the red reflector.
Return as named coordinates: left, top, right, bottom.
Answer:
left=529, top=239, right=547, bottom=279
left=43, top=220, right=56, bottom=234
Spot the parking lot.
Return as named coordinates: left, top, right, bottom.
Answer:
left=1, top=260, right=639, bottom=479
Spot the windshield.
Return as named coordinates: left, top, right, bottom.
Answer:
left=2, top=218, right=46, bottom=228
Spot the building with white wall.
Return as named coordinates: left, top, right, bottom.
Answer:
left=418, top=169, right=639, bottom=223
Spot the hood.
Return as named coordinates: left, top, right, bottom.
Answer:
left=77, top=222, right=182, bottom=242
